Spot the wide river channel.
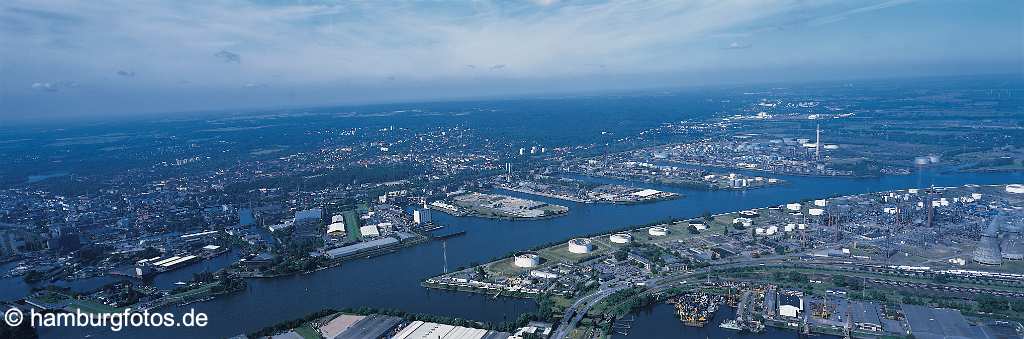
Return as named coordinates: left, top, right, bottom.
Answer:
left=31, top=168, right=1023, bottom=338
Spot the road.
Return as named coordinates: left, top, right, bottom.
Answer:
left=550, top=282, right=628, bottom=339
left=549, top=256, right=789, bottom=339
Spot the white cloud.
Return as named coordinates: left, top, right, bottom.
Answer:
left=1, top=0, right=845, bottom=87
left=724, top=41, right=752, bottom=50
left=3, top=0, right=1009, bottom=117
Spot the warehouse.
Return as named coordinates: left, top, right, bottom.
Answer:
left=392, top=321, right=509, bottom=339
left=326, top=237, right=398, bottom=259
left=902, top=304, right=986, bottom=339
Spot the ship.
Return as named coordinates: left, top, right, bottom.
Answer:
left=432, top=230, right=466, bottom=240
left=672, top=292, right=723, bottom=327
left=719, top=319, right=742, bottom=331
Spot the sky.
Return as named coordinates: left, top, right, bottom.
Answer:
left=1, top=0, right=1021, bottom=119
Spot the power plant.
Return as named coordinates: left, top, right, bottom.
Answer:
left=973, top=215, right=1003, bottom=265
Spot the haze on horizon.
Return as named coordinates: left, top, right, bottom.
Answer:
left=1, top=0, right=1021, bottom=120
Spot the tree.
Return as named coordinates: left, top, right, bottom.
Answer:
left=0, top=320, right=38, bottom=339
left=976, top=294, right=1009, bottom=313
left=1010, top=300, right=1024, bottom=312
left=788, top=271, right=807, bottom=283
left=23, top=271, right=45, bottom=284
left=134, top=247, right=162, bottom=261
left=475, top=266, right=488, bottom=279
left=613, top=249, right=628, bottom=261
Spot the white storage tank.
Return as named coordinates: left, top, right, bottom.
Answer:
left=648, top=227, right=669, bottom=236
left=568, top=238, right=594, bottom=254
left=786, top=203, right=802, bottom=211
left=814, top=199, right=827, bottom=207
left=808, top=208, right=824, bottom=216
left=609, top=233, right=633, bottom=244
left=514, top=253, right=541, bottom=268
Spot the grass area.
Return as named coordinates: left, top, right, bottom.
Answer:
left=342, top=210, right=361, bottom=241
left=486, top=257, right=537, bottom=276
left=65, top=299, right=121, bottom=314
left=551, top=295, right=574, bottom=310
left=164, top=281, right=228, bottom=302
left=537, top=242, right=610, bottom=264
left=294, top=324, right=322, bottom=339
left=589, top=236, right=629, bottom=253
left=629, top=219, right=715, bottom=245
left=33, top=291, right=67, bottom=304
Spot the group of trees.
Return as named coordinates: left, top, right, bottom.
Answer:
left=601, top=287, right=656, bottom=318
left=831, top=274, right=864, bottom=291
left=0, top=319, right=37, bottom=339
left=249, top=308, right=339, bottom=337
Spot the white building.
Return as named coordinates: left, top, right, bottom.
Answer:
left=778, top=292, right=804, bottom=318
left=359, top=225, right=380, bottom=237
left=414, top=209, right=432, bottom=224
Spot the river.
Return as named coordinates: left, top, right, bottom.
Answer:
left=37, top=168, right=1023, bottom=338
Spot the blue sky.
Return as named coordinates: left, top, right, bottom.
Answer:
left=1, top=0, right=1021, bottom=118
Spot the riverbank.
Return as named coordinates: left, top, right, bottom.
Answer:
left=36, top=169, right=1023, bottom=339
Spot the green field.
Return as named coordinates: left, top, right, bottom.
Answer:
left=342, top=210, right=362, bottom=241
left=294, top=324, right=321, bottom=339
left=537, top=242, right=610, bottom=264
left=65, top=299, right=121, bottom=314
left=485, top=257, right=537, bottom=276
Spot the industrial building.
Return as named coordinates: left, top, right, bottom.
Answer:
left=567, top=238, right=593, bottom=254
left=777, top=291, right=804, bottom=318
left=142, top=254, right=199, bottom=271
left=847, top=301, right=884, bottom=333
left=902, top=304, right=987, bottom=339
left=1003, top=234, right=1024, bottom=260
left=317, top=314, right=403, bottom=339
left=609, top=233, right=632, bottom=244
left=325, top=237, right=398, bottom=259
left=973, top=216, right=1003, bottom=265
left=513, top=253, right=541, bottom=268
left=510, top=322, right=551, bottom=339
left=327, top=220, right=347, bottom=237
left=392, top=321, right=510, bottom=339
left=414, top=208, right=431, bottom=224
left=290, top=208, right=323, bottom=244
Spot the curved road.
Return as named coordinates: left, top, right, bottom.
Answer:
left=550, top=256, right=791, bottom=339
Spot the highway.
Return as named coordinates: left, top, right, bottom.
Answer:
left=550, top=282, right=629, bottom=339
left=549, top=256, right=790, bottom=339
left=550, top=255, right=1024, bottom=338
